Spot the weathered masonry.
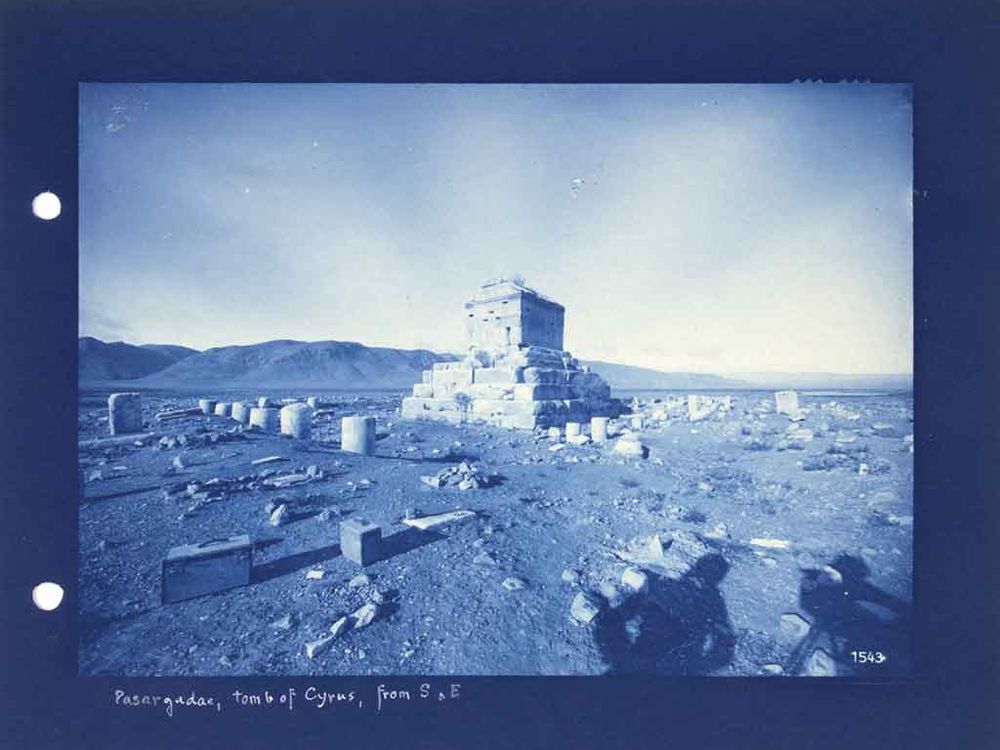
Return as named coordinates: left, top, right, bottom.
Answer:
left=401, top=279, right=620, bottom=429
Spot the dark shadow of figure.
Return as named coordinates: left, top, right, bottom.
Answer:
left=788, top=553, right=911, bottom=677
left=595, top=553, right=736, bottom=675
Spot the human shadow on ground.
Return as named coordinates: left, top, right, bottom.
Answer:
left=594, top=553, right=736, bottom=675
left=786, top=553, right=911, bottom=677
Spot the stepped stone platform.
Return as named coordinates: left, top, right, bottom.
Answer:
left=401, top=279, right=621, bottom=429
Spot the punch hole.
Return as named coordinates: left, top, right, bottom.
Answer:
left=31, top=191, right=62, bottom=220
left=32, top=582, right=64, bottom=611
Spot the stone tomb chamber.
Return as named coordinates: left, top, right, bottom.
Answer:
left=401, top=279, right=621, bottom=429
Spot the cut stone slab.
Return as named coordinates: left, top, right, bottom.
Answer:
left=749, top=538, right=791, bottom=551
left=108, top=392, right=142, bottom=435
left=251, top=455, right=287, bottom=466
left=402, top=510, right=477, bottom=531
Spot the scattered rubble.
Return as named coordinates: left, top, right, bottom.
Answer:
left=420, top=462, right=497, bottom=490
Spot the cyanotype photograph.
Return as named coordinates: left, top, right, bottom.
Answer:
left=76, top=83, right=913, bottom=678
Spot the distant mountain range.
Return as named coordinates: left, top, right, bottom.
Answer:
left=78, top=337, right=911, bottom=392
left=78, top=337, right=199, bottom=381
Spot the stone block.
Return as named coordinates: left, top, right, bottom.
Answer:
left=108, top=392, right=142, bottom=435
left=421, top=370, right=432, bottom=384
left=198, top=399, right=216, bottom=415
left=161, top=535, right=252, bottom=604
left=591, top=416, right=609, bottom=443
left=340, top=518, right=381, bottom=566
left=280, top=403, right=313, bottom=439
left=231, top=401, right=252, bottom=423
left=412, top=383, right=434, bottom=398
left=432, top=366, right=474, bottom=389
left=341, top=416, right=376, bottom=455
left=473, top=367, right=519, bottom=385
left=249, top=406, right=280, bottom=431
left=214, top=402, right=231, bottom=418
left=513, top=383, right=574, bottom=401
left=565, top=422, right=582, bottom=438
left=775, top=390, right=800, bottom=416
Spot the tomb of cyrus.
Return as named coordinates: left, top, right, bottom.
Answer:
left=401, top=278, right=621, bottom=429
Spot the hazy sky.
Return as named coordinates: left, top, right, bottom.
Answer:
left=80, top=84, right=912, bottom=374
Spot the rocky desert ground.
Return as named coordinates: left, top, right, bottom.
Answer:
left=78, top=388, right=913, bottom=678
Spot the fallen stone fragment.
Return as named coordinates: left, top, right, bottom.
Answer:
left=704, top=523, right=731, bottom=541
left=156, top=407, right=202, bottom=422
left=402, top=510, right=477, bottom=531
left=502, top=576, right=527, bottom=591
left=621, top=567, right=648, bottom=594
left=329, top=616, right=351, bottom=638
left=804, top=647, right=837, bottom=676
left=251, top=455, right=287, bottom=466
left=779, top=613, right=811, bottom=642
left=305, top=634, right=338, bottom=659
left=305, top=569, right=325, bottom=580
left=348, top=573, right=371, bottom=588
left=566, top=434, right=591, bottom=446
left=271, top=614, right=296, bottom=631
left=269, top=504, right=289, bottom=527
left=749, top=538, right=791, bottom=551
left=816, top=565, right=844, bottom=587
left=599, top=581, right=626, bottom=608
left=570, top=591, right=603, bottom=624
left=549, top=443, right=566, bottom=452
left=351, top=603, right=378, bottom=629
left=615, top=530, right=711, bottom=581
left=561, top=568, right=581, bottom=585
left=613, top=434, right=648, bottom=459
left=265, top=473, right=311, bottom=489
left=761, top=664, right=785, bottom=676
